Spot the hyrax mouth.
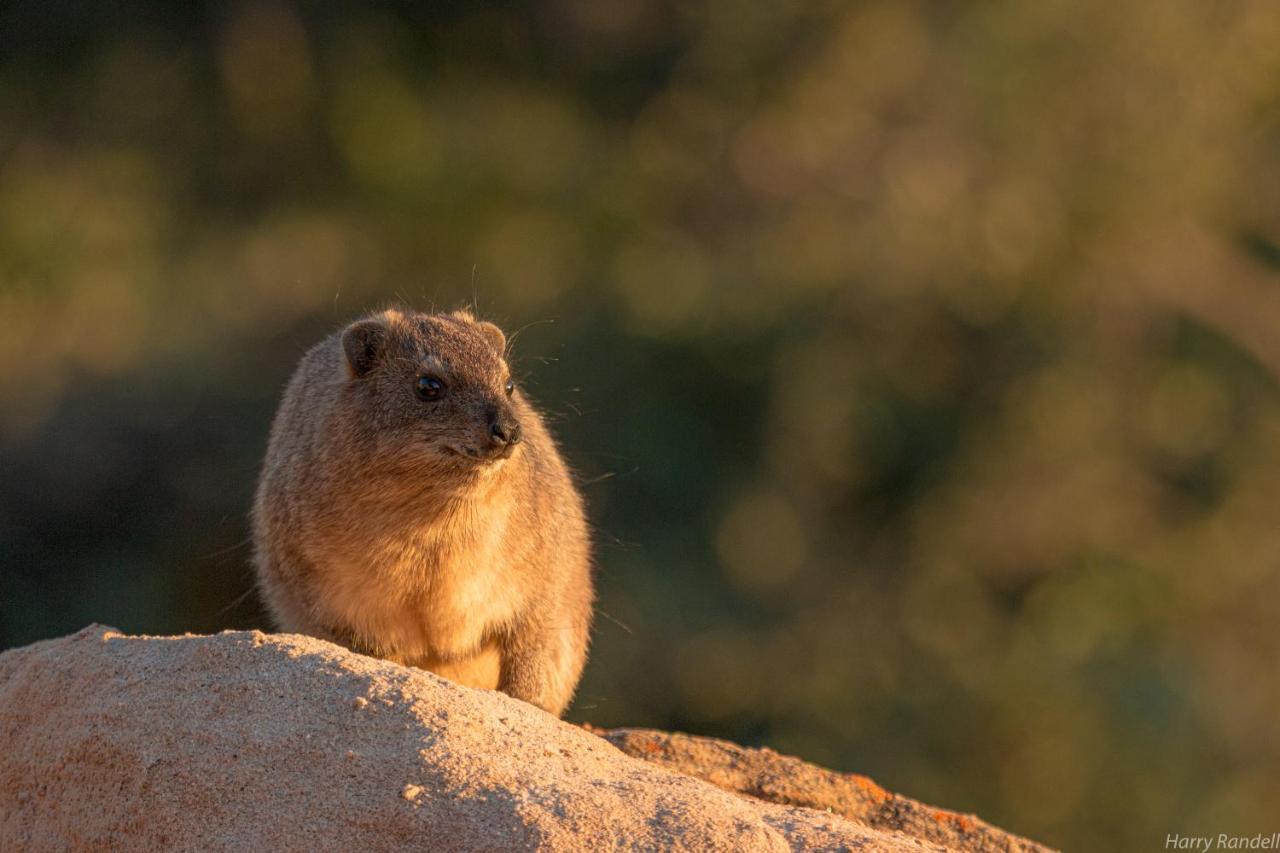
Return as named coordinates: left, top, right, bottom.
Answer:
left=445, top=444, right=515, bottom=463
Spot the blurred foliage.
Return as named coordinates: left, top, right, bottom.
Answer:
left=3, top=1, right=1280, bottom=848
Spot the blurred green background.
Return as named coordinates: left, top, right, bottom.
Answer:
left=3, top=1, right=1280, bottom=848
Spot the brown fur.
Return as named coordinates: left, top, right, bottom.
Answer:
left=251, top=308, right=593, bottom=716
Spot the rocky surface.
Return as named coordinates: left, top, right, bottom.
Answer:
left=600, top=729, right=1047, bottom=853
left=0, top=627, right=1051, bottom=851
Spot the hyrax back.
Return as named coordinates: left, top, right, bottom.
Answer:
left=251, top=308, right=593, bottom=716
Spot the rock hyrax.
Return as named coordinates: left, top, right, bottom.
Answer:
left=252, top=308, right=593, bottom=716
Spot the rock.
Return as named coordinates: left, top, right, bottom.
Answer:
left=600, top=729, right=1048, bottom=853
left=0, top=626, right=1051, bottom=852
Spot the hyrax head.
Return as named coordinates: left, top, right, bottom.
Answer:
left=338, top=308, right=522, bottom=465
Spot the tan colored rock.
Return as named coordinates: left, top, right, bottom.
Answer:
left=0, top=627, right=1050, bottom=852
left=601, top=730, right=1049, bottom=853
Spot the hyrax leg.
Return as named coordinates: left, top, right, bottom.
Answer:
left=499, top=615, right=590, bottom=716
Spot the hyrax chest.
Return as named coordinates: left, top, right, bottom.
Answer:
left=307, top=508, right=523, bottom=662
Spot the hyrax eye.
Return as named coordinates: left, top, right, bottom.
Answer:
left=505, top=379, right=515, bottom=397
left=416, top=376, right=446, bottom=401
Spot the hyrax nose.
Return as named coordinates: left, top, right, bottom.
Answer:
left=490, top=416, right=523, bottom=447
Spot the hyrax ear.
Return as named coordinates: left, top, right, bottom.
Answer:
left=341, top=317, right=391, bottom=378
left=476, top=321, right=506, bottom=355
